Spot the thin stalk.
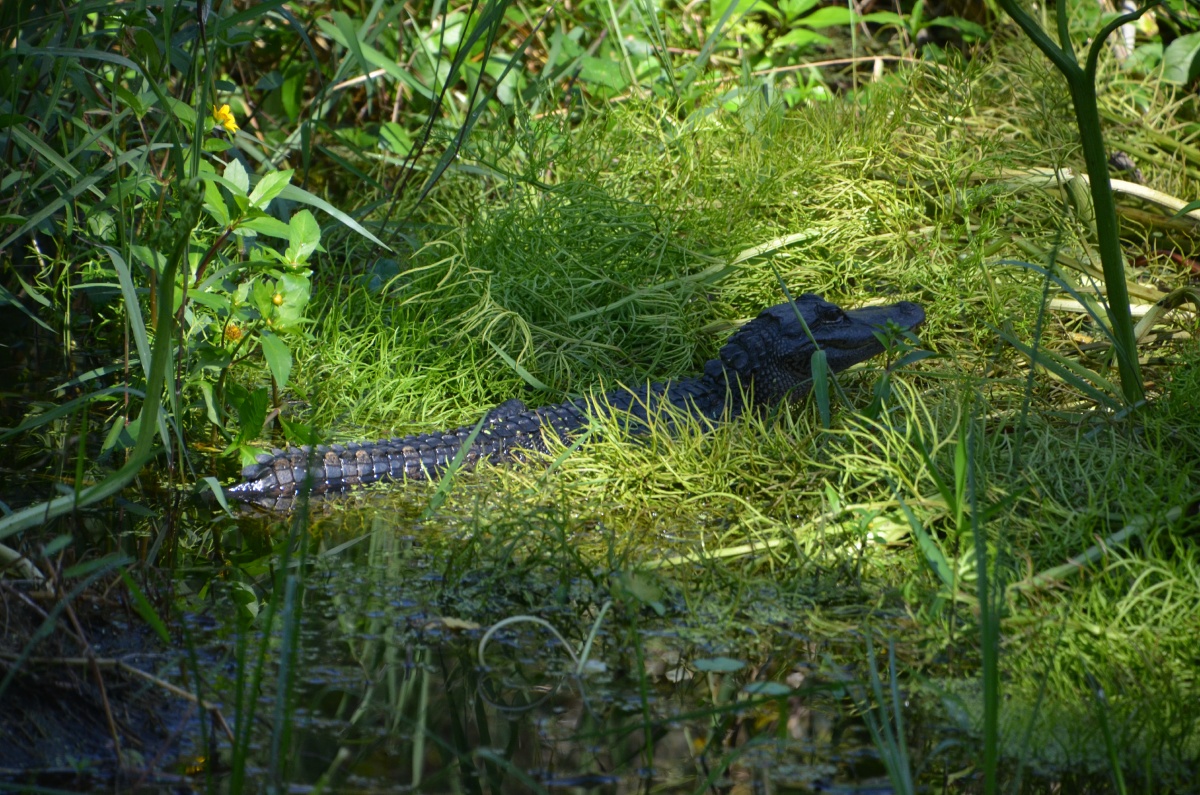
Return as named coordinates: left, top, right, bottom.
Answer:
left=992, top=0, right=1152, bottom=405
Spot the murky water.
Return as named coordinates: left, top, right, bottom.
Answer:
left=177, top=497, right=897, bottom=793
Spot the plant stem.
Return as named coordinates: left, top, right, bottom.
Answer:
left=993, top=0, right=1145, bottom=405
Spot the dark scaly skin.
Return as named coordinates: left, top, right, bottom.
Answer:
left=227, top=294, right=925, bottom=504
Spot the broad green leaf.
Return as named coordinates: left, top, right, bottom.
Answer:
left=240, top=214, right=292, bottom=239
left=131, top=29, right=162, bottom=75
left=185, top=289, right=231, bottom=313
left=273, top=272, right=311, bottom=331
left=203, top=179, right=230, bottom=227
left=710, top=0, right=771, bottom=22
left=251, top=277, right=276, bottom=318
left=1163, top=31, right=1200, bottom=84
left=229, top=580, right=260, bottom=619
left=162, top=96, right=197, bottom=125
left=228, top=383, right=269, bottom=443
left=287, top=209, right=321, bottom=263
left=580, top=56, right=627, bottom=90
left=260, top=330, right=293, bottom=391
left=224, top=158, right=249, bottom=195
left=779, top=0, right=819, bottom=21
left=797, top=6, right=856, bottom=27
left=282, top=68, right=306, bottom=122
left=249, top=169, right=294, bottom=209
left=770, top=28, right=828, bottom=50
left=279, top=416, right=321, bottom=447
left=862, top=11, right=905, bottom=24
left=379, top=122, right=412, bottom=156
left=114, top=85, right=150, bottom=118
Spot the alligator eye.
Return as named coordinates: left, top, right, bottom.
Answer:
left=816, top=304, right=844, bottom=324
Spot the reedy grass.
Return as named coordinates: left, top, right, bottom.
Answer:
left=4, top=0, right=1200, bottom=786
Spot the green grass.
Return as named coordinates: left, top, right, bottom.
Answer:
left=4, top=0, right=1200, bottom=788
left=261, top=55, right=1200, bottom=783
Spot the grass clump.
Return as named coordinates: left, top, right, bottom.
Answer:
left=5, top=0, right=1200, bottom=787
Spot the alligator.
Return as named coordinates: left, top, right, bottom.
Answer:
left=227, top=294, right=924, bottom=503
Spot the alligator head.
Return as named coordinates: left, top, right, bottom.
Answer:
left=704, top=294, right=925, bottom=408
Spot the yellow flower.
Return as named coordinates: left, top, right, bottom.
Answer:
left=223, top=322, right=243, bottom=343
left=212, top=104, right=239, bottom=133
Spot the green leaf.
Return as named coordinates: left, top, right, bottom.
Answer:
left=580, top=56, right=627, bottom=90
left=779, top=0, right=819, bottom=21
left=742, top=681, right=792, bottom=696
left=273, top=271, right=312, bottom=331
left=1172, top=199, right=1200, bottom=218
left=797, top=6, right=856, bottom=27
left=379, top=122, right=412, bottom=156
left=282, top=67, right=306, bottom=122
left=63, top=552, right=128, bottom=579
left=286, top=209, right=321, bottom=263
left=259, top=331, right=293, bottom=391
left=203, top=179, right=230, bottom=227
left=120, top=570, right=171, bottom=644
left=251, top=277, right=276, bottom=318
left=925, top=15, right=989, bottom=40
left=810, top=348, right=830, bottom=429
left=1163, top=31, right=1200, bottom=84
left=279, top=416, right=321, bottom=447
left=710, top=0, right=772, bottom=22
left=200, top=476, right=230, bottom=513
left=278, top=184, right=390, bottom=250
left=486, top=339, right=549, bottom=390
left=228, top=383, right=269, bottom=443
left=240, top=214, right=293, bottom=239
left=224, top=158, right=249, bottom=196
left=229, top=580, right=260, bottom=620
left=249, top=169, right=294, bottom=209
left=769, top=27, right=828, bottom=50
left=162, top=96, right=197, bottom=125
left=862, top=11, right=906, bottom=25
left=693, top=657, right=745, bottom=673
left=131, top=29, right=162, bottom=75
left=42, top=535, right=74, bottom=556
left=897, top=495, right=953, bottom=588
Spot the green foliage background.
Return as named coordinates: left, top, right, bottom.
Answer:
left=2, top=0, right=1200, bottom=788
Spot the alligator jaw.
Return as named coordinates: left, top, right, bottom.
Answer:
left=713, top=295, right=925, bottom=407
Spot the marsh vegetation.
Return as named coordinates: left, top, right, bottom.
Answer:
left=2, top=0, right=1199, bottom=790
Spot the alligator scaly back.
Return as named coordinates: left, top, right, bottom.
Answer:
left=227, top=295, right=924, bottom=504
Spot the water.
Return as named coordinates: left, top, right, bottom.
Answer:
left=174, top=499, right=896, bottom=793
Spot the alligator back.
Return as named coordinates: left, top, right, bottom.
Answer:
left=226, top=295, right=924, bottom=504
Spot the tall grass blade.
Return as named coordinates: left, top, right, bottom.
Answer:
left=966, top=402, right=1000, bottom=794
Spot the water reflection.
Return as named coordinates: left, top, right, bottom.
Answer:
left=188, top=500, right=892, bottom=793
